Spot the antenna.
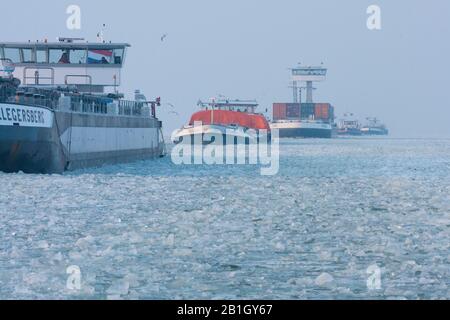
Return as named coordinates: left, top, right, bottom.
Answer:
left=58, top=37, right=85, bottom=43
left=97, top=24, right=107, bottom=43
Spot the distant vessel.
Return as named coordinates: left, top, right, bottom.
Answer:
left=337, top=114, right=362, bottom=136
left=361, top=117, right=389, bottom=136
left=0, top=38, right=164, bottom=174
left=172, top=98, right=271, bottom=145
left=270, top=65, right=334, bottom=138
left=270, top=103, right=334, bottom=138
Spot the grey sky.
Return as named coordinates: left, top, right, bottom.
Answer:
left=1, top=0, right=449, bottom=137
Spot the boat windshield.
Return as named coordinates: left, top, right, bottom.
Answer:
left=0, top=45, right=126, bottom=65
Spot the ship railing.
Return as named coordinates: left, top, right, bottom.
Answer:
left=118, top=100, right=144, bottom=116
left=60, top=93, right=124, bottom=116
left=23, top=67, right=55, bottom=86
left=3, top=98, right=59, bottom=109
left=9, top=92, right=59, bottom=109
left=66, top=97, right=145, bottom=116
left=2, top=89, right=147, bottom=117
left=68, top=97, right=109, bottom=114
left=69, top=98, right=145, bottom=116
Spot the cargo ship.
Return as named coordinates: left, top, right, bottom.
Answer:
left=172, top=98, right=271, bottom=145
left=270, top=65, right=335, bottom=139
left=0, top=38, right=164, bottom=174
left=361, top=117, right=389, bottom=136
left=270, top=102, right=334, bottom=138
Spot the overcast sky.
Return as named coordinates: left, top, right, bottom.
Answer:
left=1, top=0, right=449, bottom=137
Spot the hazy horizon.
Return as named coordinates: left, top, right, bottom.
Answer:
left=1, top=0, right=449, bottom=138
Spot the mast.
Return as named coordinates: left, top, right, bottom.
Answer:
left=291, top=64, right=327, bottom=104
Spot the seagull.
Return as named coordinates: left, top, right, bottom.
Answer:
left=166, top=103, right=175, bottom=108
left=169, top=110, right=179, bottom=116
left=161, top=34, right=168, bottom=42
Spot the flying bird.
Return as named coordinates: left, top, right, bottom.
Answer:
left=169, top=110, right=179, bottom=116
left=161, top=34, right=168, bottom=42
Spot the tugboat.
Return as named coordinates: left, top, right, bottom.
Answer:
left=0, top=38, right=164, bottom=174
left=361, top=117, right=389, bottom=136
left=172, top=98, right=271, bottom=145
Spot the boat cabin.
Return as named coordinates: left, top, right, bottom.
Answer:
left=198, top=99, right=258, bottom=114
left=339, top=120, right=360, bottom=129
left=0, top=38, right=129, bottom=93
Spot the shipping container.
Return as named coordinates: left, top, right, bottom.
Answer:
left=314, top=103, right=334, bottom=122
left=275, top=102, right=334, bottom=121
left=314, top=103, right=330, bottom=120
left=273, top=103, right=287, bottom=120
left=301, top=103, right=315, bottom=119
left=330, top=106, right=334, bottom=123
left=286, top=103, right=300, bottom=119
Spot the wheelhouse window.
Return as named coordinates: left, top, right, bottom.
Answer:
left=69, top=49, right=87, bottom=64
left=2, top=46, right=126, bottom=65
left=113, top=49, right=124, bottom=65
left=21, top=48, right=34, bottom=63
left=49, top=49, right=69, bottom=64
left=36, top=49, right=47, bottom=63
left=3, top=48, right=20, bottom=63
left=87, top=49, right=113, bottom=64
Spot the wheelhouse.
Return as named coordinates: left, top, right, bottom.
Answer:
left=0, top=39, right=130, bottom=93
left=0, top=42, right=127, bottom=66
left=198, top=99, right=259, bottom=114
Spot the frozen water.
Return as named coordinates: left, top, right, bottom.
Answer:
left=0, top=138, right=449, bottom=299
left=315, top=273, right=334, bottom=287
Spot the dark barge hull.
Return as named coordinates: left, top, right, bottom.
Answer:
left=361, top=129, right=389, bottom=136
left=0, top=103, right=164, bottom=174
left=0, top=125, right=65, bottom=174
left=337, top=129, right=363, bottom=136
left=278, top=128, right=333, bottom=139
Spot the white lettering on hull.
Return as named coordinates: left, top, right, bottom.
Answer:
left=0, top=104, right=53, bottom=128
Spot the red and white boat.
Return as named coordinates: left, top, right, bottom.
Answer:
left=172, top=99, right=271, bottom=145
